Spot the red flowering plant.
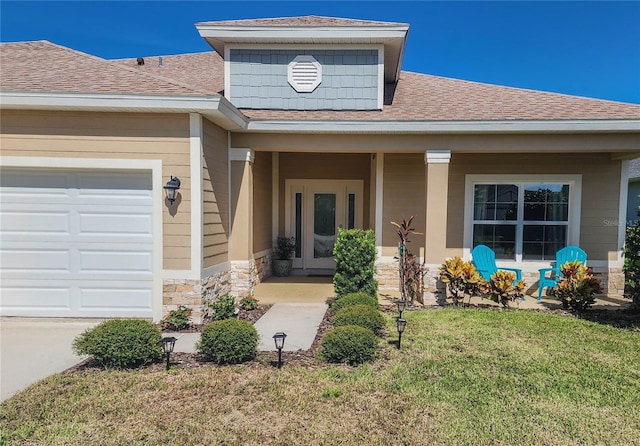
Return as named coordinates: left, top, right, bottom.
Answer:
left=161, top=305, right=192, bottom=331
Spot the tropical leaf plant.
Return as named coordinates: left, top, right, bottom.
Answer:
left=554, top=260, right=602, bottom=311
left=484, top=270, right=525, bottom=308
left=439, top=257, right=485, bottom=306
left=391, top=216, right=424, bottom=304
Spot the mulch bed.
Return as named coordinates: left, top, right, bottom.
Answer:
left=67, top=302, right=639, bottom=375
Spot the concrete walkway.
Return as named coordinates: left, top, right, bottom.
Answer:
left=171, top=303, right=328, bottom=353
left=253, top=303, right=328, bottom=351
left=0, top=318, right=101, bottom=402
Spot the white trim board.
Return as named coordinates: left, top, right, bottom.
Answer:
left=190, top=113, right=204, bottom=277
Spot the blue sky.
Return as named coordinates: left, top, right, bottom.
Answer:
left=2, top=1, right=639, bottom=104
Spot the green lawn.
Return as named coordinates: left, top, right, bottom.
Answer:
left=1, top=308, right=639, bottom=445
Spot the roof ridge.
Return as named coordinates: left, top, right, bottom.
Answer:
left=400, top=69, right=640, bottom=107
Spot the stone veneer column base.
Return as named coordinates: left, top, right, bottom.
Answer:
left=253, top=251, right=272, bottom=284
left=162, top=269, right=231, bottom=324
left=230, top=260, right=258, bottom=298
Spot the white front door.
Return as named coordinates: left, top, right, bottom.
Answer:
left=286, top=180, right=363, bottom=271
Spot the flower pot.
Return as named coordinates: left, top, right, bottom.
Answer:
left=272, top=259, right=293, bottom=277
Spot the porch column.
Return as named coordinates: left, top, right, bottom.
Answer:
left=424, top=150, right=451, bottom=264
left=229, top=148, right=255, bottom=296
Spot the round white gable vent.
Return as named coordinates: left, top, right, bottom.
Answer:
left=288, top=55, right=322, bottom=93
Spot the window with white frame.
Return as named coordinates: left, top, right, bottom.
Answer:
left=466, top=175, right=581, bottom=262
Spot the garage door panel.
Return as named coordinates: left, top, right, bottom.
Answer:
left=0, top=167, right=155, bottom=318
left=0, top=249, right=70, bottom=272
left=79, top=212, right=152, bottom=236
left=1, top=211, right=70, bottom=234
left=0, top=170, right=70, bottom=193
left=0, top=285, right=71, bottom=308
left=80, top=250, right=152, bottom=274
left=80, top=286, right=152, bottom=310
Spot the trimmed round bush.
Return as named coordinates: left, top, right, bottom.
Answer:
left=319, top=325, right=378, bottom=365
left=197, top=319, right=259, bottom=364
left=331, top=304, right=385, bottom=335
left=331, top=292, right=378, bottom=314
left=72, top=319, right=162, bottom=369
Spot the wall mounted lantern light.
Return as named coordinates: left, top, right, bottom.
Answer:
left=163, top=176, right=181, bottom=204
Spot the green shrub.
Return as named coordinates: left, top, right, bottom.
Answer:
left=239, top=296, right=259, bottom=311
left=197, top=319, right=258, bottom=364
left=331, top=304, right=385, bottom=335
left=333, top=229, right=378, bottom=298
left=624, top=220, right=640, bottom=305
left=319, top=325, right=378, bottom=365
left=72, top=319, right=162, bottom=369
left=161, top=305, right=192, bottom=331
left=331, top=292, right=378, bottom=314
left=208, top=295, right=237, bottom=321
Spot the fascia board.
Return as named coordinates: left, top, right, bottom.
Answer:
left=245, top=119, right=640, bottom=134
left=196, top=26, right=409, bottom=41
left=0, top=91, right=249, bottom=130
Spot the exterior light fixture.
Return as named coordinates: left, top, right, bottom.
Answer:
left=273, top=332, right=287, bottom=368
left=163, top=176, right=181, bottom=204
left=397, top=299, right=407, bottom=318
left=396, top=318, right=407, bottom=350
left=161, top=336, right=177, bottom=370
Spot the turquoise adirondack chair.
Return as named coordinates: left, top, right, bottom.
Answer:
left=537, top=245, right=587, bottom=300
left=471, top=245, right=523, bottom=284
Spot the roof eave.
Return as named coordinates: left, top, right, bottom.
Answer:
left=0, top=91, right=249, bottom=130
left=244, top=119, right=640, bottom=134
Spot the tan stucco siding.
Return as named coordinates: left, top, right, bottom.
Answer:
left=381, top=154, right=426, bottom=256
left=0, top=110, right=191, bottom=270
left=252, top=152, right=273, bottom=253
left=202, top=118, right=229, bottom=268
left=277, top=153, right=371, bottom=234
left=446, top=153, right=622, bottom=261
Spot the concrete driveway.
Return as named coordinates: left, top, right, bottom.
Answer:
left=0, top=318, right=101, bottom=402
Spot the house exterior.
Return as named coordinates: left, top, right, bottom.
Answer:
left=628, top=158, right=640, bottom=224
left=1, top=16, right=639, bottom=322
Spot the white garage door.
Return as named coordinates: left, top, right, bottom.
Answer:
left=0, top=168, right=155, bottom=318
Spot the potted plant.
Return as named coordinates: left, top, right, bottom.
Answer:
left=272, top=236, right=296, bottom=277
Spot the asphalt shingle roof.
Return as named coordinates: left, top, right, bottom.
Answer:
left=3, top=40, right=640, bottom=122
left=0, top=40, right=204, bottom=96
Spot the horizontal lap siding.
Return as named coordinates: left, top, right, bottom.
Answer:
left=252, top=152, right=272, bottom=253
left=278, top=153, right=371, bottom=234
left=0, top=110, right=191, bottom=270
left=202, top=118, right=229, bottom=268
left=447, top=153, right=622, bottom=261
left=382, top=154, right=425, bottom=257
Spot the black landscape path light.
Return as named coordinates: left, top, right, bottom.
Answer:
left=163, top=176, right=181, bottom=204
left=397, top=299, right=407, bottom=318
left=162, top=336, right=177, bottom=370
left=273, top=332, right=287, bottom=368
left=396, top=318, right=407, bottom=350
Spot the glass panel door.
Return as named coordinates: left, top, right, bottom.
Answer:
left=314, top=193, right=337, bottom=259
